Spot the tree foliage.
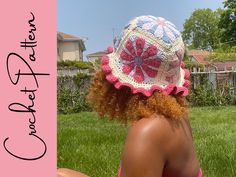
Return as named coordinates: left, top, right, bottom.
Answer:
left=218, top=0, right=236, bottom=46
left=182, top=8, right=222, bottom=50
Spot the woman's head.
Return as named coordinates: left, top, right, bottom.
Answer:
left=87, top=15, right=190, bottom=122
left=87, top=70, right=188, bottom=123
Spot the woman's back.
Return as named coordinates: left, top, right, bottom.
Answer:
left=119, top=114, right=200, bottom=177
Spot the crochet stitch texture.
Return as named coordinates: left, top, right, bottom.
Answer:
left=102, top=15, right=190, bottom=97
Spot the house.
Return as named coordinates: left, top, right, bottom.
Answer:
left=187, top=49, right=210, bottom=65
left=57, top=32, right=86, bottom=61
left=182, top=49, right=236, bottom=91
left=86, top=50, right=108, bottom=63
left=188, top=50, right=236, bottom=90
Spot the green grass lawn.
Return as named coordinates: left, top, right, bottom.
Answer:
left=58, top=107, right=236, bottom=177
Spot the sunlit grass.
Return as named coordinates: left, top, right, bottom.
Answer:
left=58, top=107, right=236, bottom=177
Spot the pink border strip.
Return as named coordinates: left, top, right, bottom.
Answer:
left=0, top=1, right=56, bottom=176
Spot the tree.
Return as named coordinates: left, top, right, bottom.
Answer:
left=182, top=8, right=222, bottom=50
left=218, top=0, right=236, bottom=46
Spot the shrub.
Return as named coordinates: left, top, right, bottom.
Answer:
left=207, top=44, right=236, bottom=61
left=207, top=52, right=236, bottom=61
left=74, top=73, right=90, bottom=86
left=57, top=72, right=236, bottom=114
left=187, top=81, right=236, bottom=106
left=57, top=60, right=93, bottom=69
left=57, top=88, right=91, bottom=114
left=57, top=73, right=92, bottom=114
left=184, top=61, right=205, bottom=70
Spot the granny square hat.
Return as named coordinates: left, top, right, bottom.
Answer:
left=102, top=15, right=190, bottom=97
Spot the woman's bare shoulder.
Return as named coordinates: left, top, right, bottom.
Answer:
left=127, top=115, right=180, bottom=144
left=125, top=114, right=191, bottom=160
left=120, top=115, right=183, bottom=177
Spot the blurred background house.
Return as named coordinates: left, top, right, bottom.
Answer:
left=86, top=50, right=108, bottom=63
left=185, top=49, right=236, bottom=91
left=57, top=32, right=86, bottom=61
left=187, top=49, right=210, bottom=65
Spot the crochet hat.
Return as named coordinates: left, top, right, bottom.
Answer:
left=101, top=15, right=190, bottom=97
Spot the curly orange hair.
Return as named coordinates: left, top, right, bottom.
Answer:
left=87, top=70, right=188, bottom=123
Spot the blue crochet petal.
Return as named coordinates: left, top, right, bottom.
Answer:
left=148, top=24, right=158, bottom=35
left=168, top=26, right=180, bottom=38
left=136, top=20, right=152, bottom=28
left=162, top=28, right=172, bottom=44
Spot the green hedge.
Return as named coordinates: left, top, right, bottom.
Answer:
left=57, top=60, right=93, bottom=69
left=207, top=52, right=236, bottom=62
left=57, top=74, right=236, bottom=114
left=187, top=82, right=236, bottom=106
left=207, top=45, right=236, bottom=61
left=57, top=73, right=91, bottom=114
left=57, top=88, right=91, bottom=114
left=184, top=61, right=205, bottom=70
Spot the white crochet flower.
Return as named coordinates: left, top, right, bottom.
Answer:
left=136, top=16, right=181, bottom=44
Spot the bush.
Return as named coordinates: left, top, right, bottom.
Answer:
left=57, top=88, right=91, bottom=114
left=57, top=73, right=92, bottom=114
left=57, top=72, right=236, bottom=114
left=187, top=82, right=236, bottom=106
left=57, top=60, right=93, bottom=69
left=207, top=52, right=236, bottom=61
left=184, top=61, right=205, bottom=70
left=207, top=44, right=236, bottom=61
left=74, top=73, right=90, bottom=86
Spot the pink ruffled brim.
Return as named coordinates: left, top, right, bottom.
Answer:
left=101, top=53, right=190, bottom=97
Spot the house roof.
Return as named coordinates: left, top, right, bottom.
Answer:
left=57, top=32, right=86, bottom=51
left=187, top=49, right=210, bottom=65
left=57, top=32, right=81, bottom=40
left=87, top=50, right=108, bottom=58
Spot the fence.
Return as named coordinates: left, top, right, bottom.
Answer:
left=57, top=67, right=236, bottom=113
left=190, top=67, right=236, bottom=94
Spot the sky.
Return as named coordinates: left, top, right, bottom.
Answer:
left=57, top=0, right=224, bottom=58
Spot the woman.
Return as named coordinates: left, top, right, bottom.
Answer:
left=57, top=15, right=202, bottom=177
